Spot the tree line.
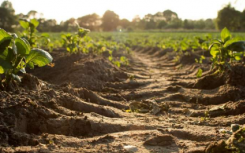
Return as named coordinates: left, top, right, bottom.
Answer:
left=0, top=1, right=244, bottom=32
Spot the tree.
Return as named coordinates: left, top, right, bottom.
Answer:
left=157, top=20, right=167, bottom=29
left=0, top=1, right=16, bottom=31
left=37, top=19, right=58, bottom=32
left=131, top=15, right=144, bottom=30
left=27, top=10, right=38, bottom=19
left=166, top=18, right=182, bottom=29
left=204, top=19, right=215, bottom=29
left=145, top=19, right=156, bottom=29
left=163, top=10, right=178, bottom=22
left=61, top=18, right=77, bottom=32
left=216, top=4, right=242, bottom=31
left=101, top=10, right=119, bottom=31
left=183, top=19, right=194, bottom=29
left=241, top=10, right=245, bottom=30
left=77, top=13, right=100, bottom=31
left=1, top=0, right=14, bottom=14
left=194, top=19, right=206, bottom=29
left=119, top=19, right=131, bottom=29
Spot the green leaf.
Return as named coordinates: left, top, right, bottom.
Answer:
left=196, top=68, right=203, bottom=78
left=224, top=37, right=242, bottom=48
left=78, top=28, right=90, bottom=38
left=221, top=27, right=231, bottom=43
left=27, top=62, right=34, bottom=69
left=195, top=58, right=198, bottom=63
left=210, top=48, right=220, bottom=58
left=0, top=47, right=14, bottom=61
left=234, top=52, right=243, bottom=61
left=226, top=41, right=245, bottom=52
left=0, top=29, right=12, bottom=53
left=19, top=20, right=29, bottom=29
left=108, top=56, right=113, bottom=61
left=113, top=61, right=121, bottom=68
left=26, top=48, right=53, bottom=67
left=234, top=55, right=241, bottom=61
left=0, top=58, right=12, bottom=74
left=0, top=66, right=3, bottom=74
left=30, top=19, right=39, bottom=28
left=15, top=38, right=31, bottom=55
left=209, top=42, right=220, bottom=50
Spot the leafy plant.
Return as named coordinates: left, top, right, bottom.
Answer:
left=209, top=27, right=245, bottom=71
left=62, top=26, right=90, bottom=54
left=0, top=29, right=53, bottom=90
left=19, top=19, right=53, bottom=52
left=19, top=18, right=39, bottom=48
left=195, top=55, right=205, bottom=78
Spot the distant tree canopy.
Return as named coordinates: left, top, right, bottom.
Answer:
left=1, top=2, right=244, bottom=32
left=163, top=10, right=178, bottom=22
left=216, top=4, right=242, bottom=31
left=119, top=19, right=131, bottom=29
left=241, top=10, right=245, bottom=29
left=77, top=13, right=100, bottom=31
left=101, top=10, right=119, bottom=31
left=0, top=1, right=16, bottom=31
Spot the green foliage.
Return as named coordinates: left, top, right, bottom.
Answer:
left=0, top=28, right=52, bottom=89
left=19, top=18, right=39, bottom=47
left=19, top=19, right=54, bottom=52
left=101, top=10, right=120, bottom=31
left=216, top=4, right=242, bottom=31
left=209, top=27, right=245, bottom=71
left=0, top=1, right=16, bottom=32
left=196, top=68, right=203, bottom=78
left=62, top=26, right=90, bottom=54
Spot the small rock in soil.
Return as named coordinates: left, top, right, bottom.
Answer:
left=123, top=145, right=138, bottom=153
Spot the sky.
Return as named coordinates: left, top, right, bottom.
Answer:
left=1, top=0, right=245, bottom=23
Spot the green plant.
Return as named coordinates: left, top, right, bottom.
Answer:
left=209, top=27, right=245, bottom=71
left=195, top=55, right=205, bottom=78
left=19, top=19, right=53, bottom=52
left=0, top=29, right=53, bottom=90
left=19, top=18, right=39, bottom=48
left=62, top=26, right=90, bottom=54
left=38, top=33, right=54, bottom=52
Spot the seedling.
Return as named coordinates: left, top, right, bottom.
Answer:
left=19, top=19, right=53, bottom=52
left=19, top=18, right=39, bottom=48
left=195, top=55, right=205, bottom=78
left=0, top=29, right=53, bottom=90
left=62, top=25, right=90, bottom=54
left=209, top=27, right=245, bottom=71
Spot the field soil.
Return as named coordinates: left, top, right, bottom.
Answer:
left=0, top=48, right=245, bottom=153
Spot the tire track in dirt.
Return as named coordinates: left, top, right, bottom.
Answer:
left=1, top=48, right=245, bottom=152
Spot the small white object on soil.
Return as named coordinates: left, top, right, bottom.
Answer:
left=219, top=129, right=232, bottom=134
left=123, top=145, right=138, bottom=152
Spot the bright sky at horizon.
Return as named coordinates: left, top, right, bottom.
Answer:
left=1, top=0, right=245, bottom=23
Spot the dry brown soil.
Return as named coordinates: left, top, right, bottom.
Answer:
left=0, top=48, right=245, bottom=153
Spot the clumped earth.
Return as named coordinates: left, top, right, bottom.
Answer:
left=0, top=47, right=245, bottom=153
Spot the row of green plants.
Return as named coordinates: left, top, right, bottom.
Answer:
left=49, top=29, right=245, bottom=77
left=61, top=24, right=130, bottom=68
left=1, top=18, right=244, bottom=90
left=40, top=26, right=245, bottom=77
left=89, top=30, right=245, bottom=77
left=0, top=19, right=132, bottom=90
